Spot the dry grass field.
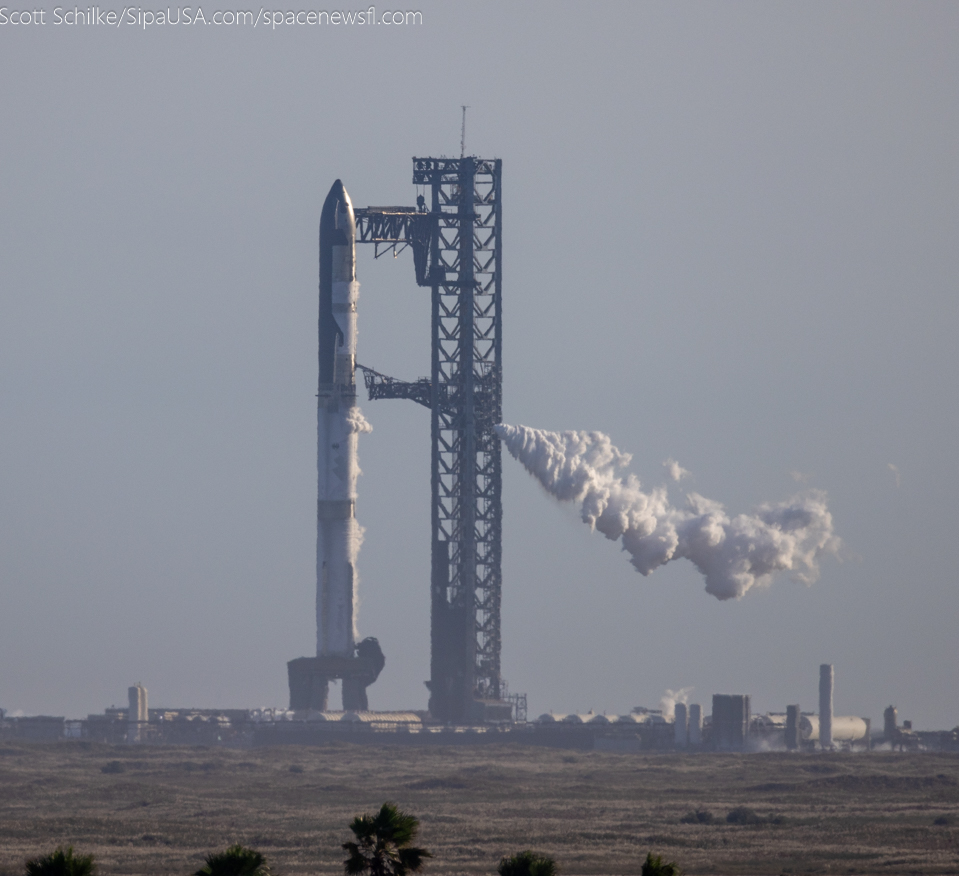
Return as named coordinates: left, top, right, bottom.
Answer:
left=0, top=741, right=957, bottom=876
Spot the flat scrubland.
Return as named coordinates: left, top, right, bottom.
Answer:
left=1, top=741, right=957, bottom=876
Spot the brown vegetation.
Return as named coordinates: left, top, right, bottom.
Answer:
left=0, top=742, right=957, bottom=875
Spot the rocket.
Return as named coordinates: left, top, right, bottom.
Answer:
left=286, top=179, right=383, bottom=713
left=316, top=180, right=369, bottom=659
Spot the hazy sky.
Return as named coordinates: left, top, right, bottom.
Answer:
left=1, top=2, right=957, bottom=728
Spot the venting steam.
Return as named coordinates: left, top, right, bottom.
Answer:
left=494, top=424, right=840, bottom=601
left=660, top=687, right=693, bottom=720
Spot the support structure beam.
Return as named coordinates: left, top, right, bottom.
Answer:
left=355, top=157, right=506, bottom=724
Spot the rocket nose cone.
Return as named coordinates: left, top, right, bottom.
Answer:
left=322, top=178, right=354, bottom=218
left=322, top=179, right=346, bottom=212
left=320, top=179, right=355, bottom=250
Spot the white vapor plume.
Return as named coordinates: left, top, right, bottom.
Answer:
left=660, top=687, right=693, bottom=720
left=494, top=424, right=840, bottom=600
left=888, top=463, right=901, bottom=488
left=346, top=406, right=373, bottom=434
left=663, top=458, right=690, bottom=482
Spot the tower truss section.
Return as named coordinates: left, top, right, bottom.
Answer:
left=420, top=156, right=503, bottom=724
left=354, top=157, right=505, bottom=724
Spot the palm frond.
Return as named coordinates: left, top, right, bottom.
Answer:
left=195, top=844, right=269, bottom=876
left=25, top=847, right=96, bottom=876
left=498, top=851, right=557, bottom=876
left=342, top=803, right=430, bottom=876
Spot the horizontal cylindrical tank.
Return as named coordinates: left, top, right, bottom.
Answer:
left=340, top=711, right=421, bottom=724
left=800, top=714, right=868, bottom=742
left=561, top=714, right=595, bottom=724
left=305, top=710, right=422, bottom=724
left=306, top=710, right=342, bottom=722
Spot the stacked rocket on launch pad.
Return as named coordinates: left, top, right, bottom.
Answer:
left=316, top=180, right=364, bottom=658
left=287, top=180, right=384, bottom=713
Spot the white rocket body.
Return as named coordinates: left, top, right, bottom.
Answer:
left=316, top=183, right=369, bottom=658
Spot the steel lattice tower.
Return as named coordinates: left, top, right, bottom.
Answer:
left=354, top=157, right=504, bottom=723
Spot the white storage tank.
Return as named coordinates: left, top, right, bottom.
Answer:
left=799, top=714, right=868, bottom=742
left=561, top=714, right=594, bottom=724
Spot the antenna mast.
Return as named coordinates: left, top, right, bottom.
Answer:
left=460, top=105, right=469, bottom=158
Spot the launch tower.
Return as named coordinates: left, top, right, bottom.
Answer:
left=355, top=157, right=508, bottom=723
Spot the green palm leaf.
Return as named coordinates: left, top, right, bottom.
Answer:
left=342, top=803, right=431, bottom=876
left=194, top=844, right=270, bottom=876
left=497, top=850, right=557, bottom=876
left=25, top=847, right=96, bottom=876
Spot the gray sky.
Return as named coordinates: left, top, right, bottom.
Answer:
left=1, top=2, right=957, bottom=728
